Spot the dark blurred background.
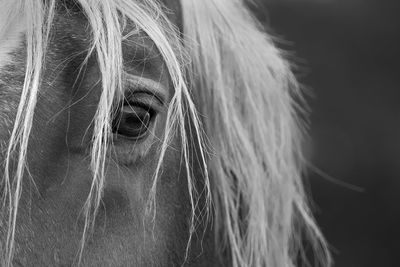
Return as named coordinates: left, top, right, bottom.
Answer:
left=254, top=0, right=400, bottom=266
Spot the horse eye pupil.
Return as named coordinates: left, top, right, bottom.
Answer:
left=124, top=111, right=149, bottom=125
left=112, top=106, right=152, bottom=139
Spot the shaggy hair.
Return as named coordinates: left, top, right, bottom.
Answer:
left=0, top=0, right=331, bottom=266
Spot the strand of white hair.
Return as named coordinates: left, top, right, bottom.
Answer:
left=182, top=0, right=331, bottom=266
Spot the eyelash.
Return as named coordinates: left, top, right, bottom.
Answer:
left=124, top=100, right=156, bottom=116
left=111, top=94, right=158, bottom=140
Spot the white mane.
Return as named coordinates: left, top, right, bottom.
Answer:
left=0, top=0, right=331, bottom=266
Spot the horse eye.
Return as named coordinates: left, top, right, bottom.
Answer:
left=112, top=104, right=153, bottom=139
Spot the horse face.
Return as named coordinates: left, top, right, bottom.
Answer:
left=0, top=1, right=214, bottom=266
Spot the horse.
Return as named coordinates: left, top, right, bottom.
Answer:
left=0, top=0, right=331, bottom=266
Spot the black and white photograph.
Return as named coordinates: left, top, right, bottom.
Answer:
left=0, top=0, right=397, bottom=266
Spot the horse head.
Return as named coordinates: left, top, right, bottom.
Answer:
left=0, top=0, right=330, bottom=266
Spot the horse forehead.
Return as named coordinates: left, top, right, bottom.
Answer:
left=0, top=0, right=183, bottom=92
left=52, top=0, right=183, bottom=48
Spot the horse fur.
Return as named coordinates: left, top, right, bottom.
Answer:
left=0, top=0, right=331, bottom=266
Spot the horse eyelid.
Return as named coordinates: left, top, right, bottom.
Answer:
left=125, top=90, right=165, bottom=107
left=124, top=75, right=168, bottom=106
left=124, top=92, right=165, bottom=114
left=123, top=100, right=157, bottom=119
